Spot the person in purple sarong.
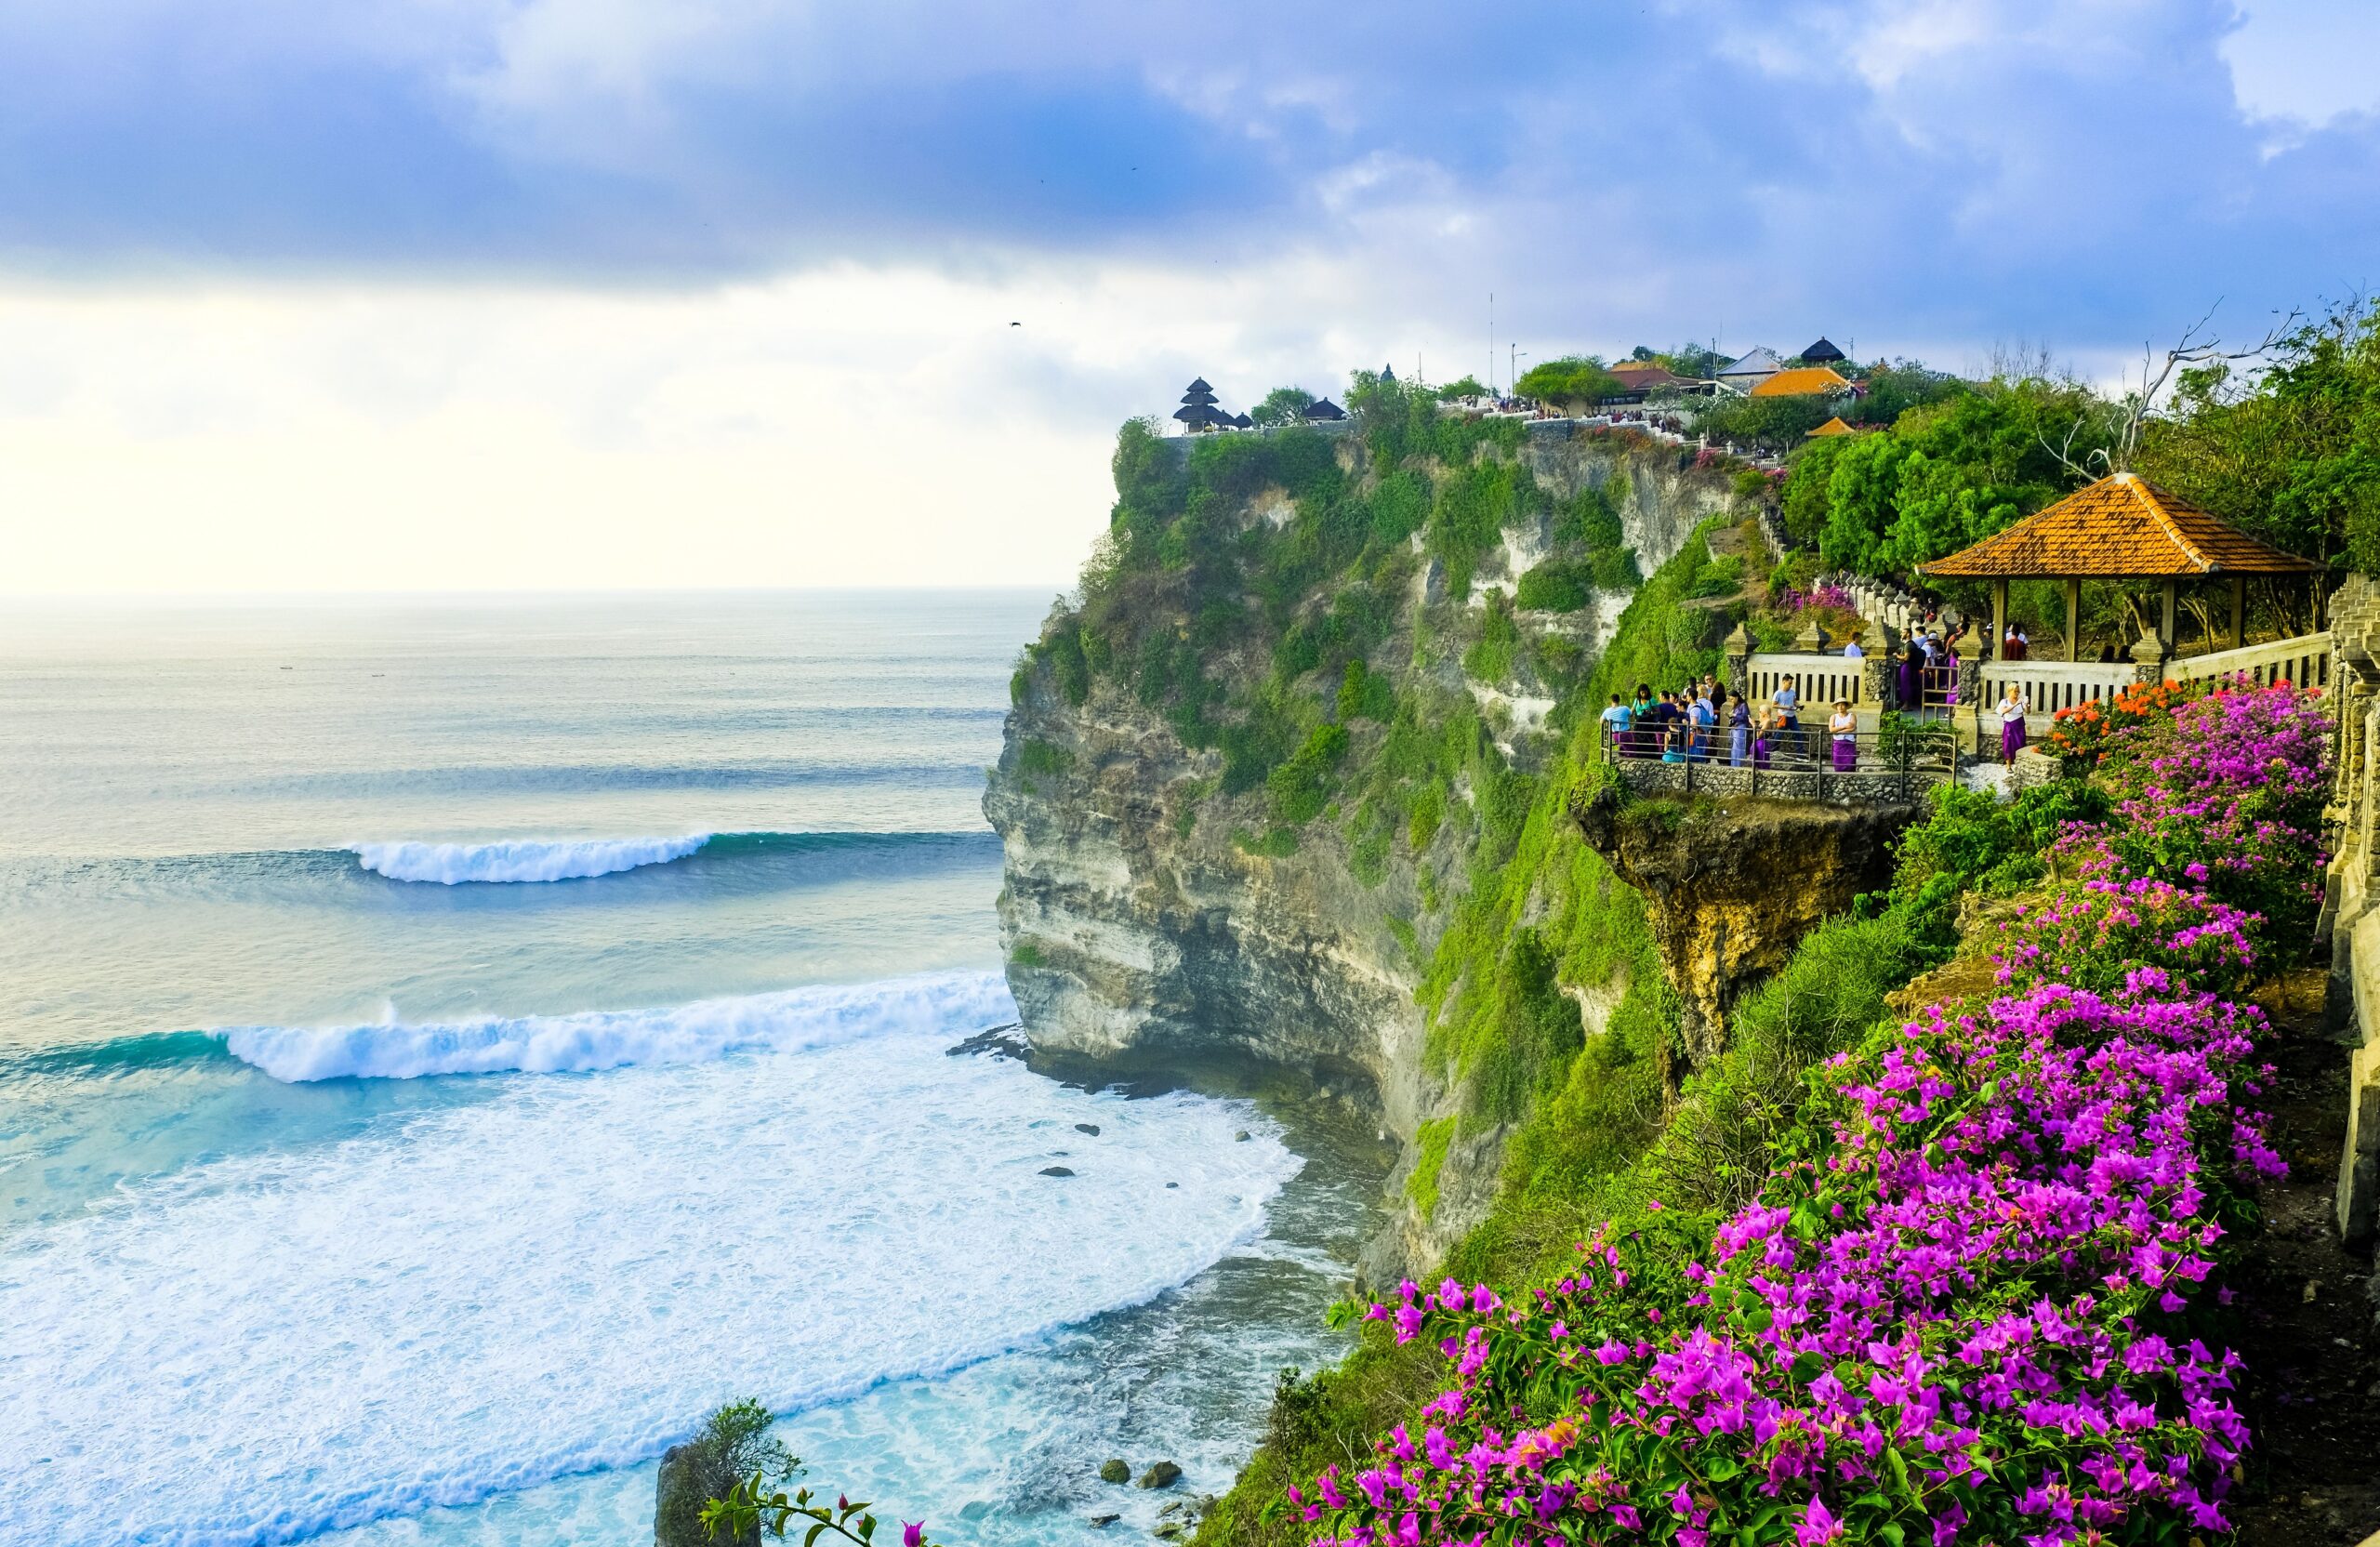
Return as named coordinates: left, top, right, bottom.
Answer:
left=1998, top=683, right=2030, bottom=762
left=1829, top=700, right=1858, bottom=771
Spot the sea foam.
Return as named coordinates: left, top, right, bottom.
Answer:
left=352, top=834, right=712, bottom=884
left=0, top=986, right=1300, bottom=1547
left=220, top=971, right=1017, bottom=1081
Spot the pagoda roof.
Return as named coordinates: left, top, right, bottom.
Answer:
left=1799, top=337, right=1845, bottom=363
left=1717, top=347, right=1782, bottom=378
left=1185, top=377, right=1212, bottom=393
left=1918, top=472, right=2322, bottom=579
left=1302, top=397, right=1346, bottom=420
left=1805, top=416, right=1858, bottom=437
left=1749, top=365, right=1854, bottom=398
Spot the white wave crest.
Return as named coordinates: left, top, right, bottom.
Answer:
left=221, top=971, right=1016, bottom=1082
left=351, top=834, right=712, bottom=884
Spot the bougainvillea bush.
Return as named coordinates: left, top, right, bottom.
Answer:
left=1294, top=681, right=2326, bottom=1547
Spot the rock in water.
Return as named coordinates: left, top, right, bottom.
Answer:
left=1040, top=1165, right=1076, bottom=1177
left=1075, top=1122, right=1102, bottom=1135
left=1137, top=1461, right=1183, bottom=1489
left=1099, top=1459, right=1131, bottom=1485
left=657, top=1443, right=758, bottom=1547
left=1090, top=1514, right=1121, bottom=1527
left=1233, top=1130, right=1250, bottom=1143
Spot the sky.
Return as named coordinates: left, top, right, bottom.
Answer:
left=3, top=0, right=2378, bottom=594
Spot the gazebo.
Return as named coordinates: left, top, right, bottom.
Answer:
left=1302, top=397, right=1347, bottom=422
left=1799, top=337, right=1847, bottom=364
left=1918, top=471, right=2320, bottom=661
left=1805, top=416, right=1858, bottom=438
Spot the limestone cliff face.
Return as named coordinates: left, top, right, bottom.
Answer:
left=984, top=430, right=1727, bottom=1276
left=1571, top=787, right=1916, bottom=1071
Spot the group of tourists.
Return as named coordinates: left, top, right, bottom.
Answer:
left=1598, top=674, right=1862, bottom=772
left=1895, top=626, right=1967, bottom=715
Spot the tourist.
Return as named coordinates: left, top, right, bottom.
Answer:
left=1660, top=717, right=1688, bottom=763
left=1751, top=709, right=1775, bottom=771
left=1829, top=699, right=1858, bottom=771
left=1842, top=634, right=1863, bottom=660
left=1998, top=683, right=2030, bottom=762
left=1599, top=693, right=1633, bottom=755
left=1690, top=683, right=1716, bottom=760
left=2003, top=622, right=2030, bottom=660
left=1728, top=692, right=1752, bottom=766
left=1898, top=633, right=1923, bottom=711
left=1631, top=683, right=1656, bottom=756
left=1773, top=673, right=1802, bottom=761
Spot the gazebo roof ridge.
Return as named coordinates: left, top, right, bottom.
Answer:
left=1917, top=469, right=2320, bottom=580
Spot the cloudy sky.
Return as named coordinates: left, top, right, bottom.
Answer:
left=4, top=0, right=2376, bottom=593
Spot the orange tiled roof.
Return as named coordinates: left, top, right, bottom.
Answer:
left=1806, top=416, right=1857, bottom=437
left=1748, top=365, right=1853, bottom=398
left=1918, top=472, right=2321, bottom=578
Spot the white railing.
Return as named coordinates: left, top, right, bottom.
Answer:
left=2167, top=632, right=2330, bottom=691
left=1978, top=659, right=2136, bottom=720
left=1744, top=652, right=1866, bottom=709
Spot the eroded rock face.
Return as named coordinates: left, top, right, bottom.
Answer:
left=984, top=434, right=1729, bottom=1276
left=1572, top=786, right=1916, bottom=1069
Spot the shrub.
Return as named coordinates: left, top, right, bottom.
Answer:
left=1268, top=723, right=1351, bottom=825
left=656, top=1399, right=796, bottom=1547
left=1514, top=561, right=1594, bottom=613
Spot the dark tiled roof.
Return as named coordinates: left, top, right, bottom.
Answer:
left=1919, top=473, right=2321, bottom=578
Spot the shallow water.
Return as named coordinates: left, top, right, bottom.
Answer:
left=0, top=593, right=1379, bottom=1547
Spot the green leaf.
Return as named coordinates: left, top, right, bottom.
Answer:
left=804, top=1525, right=828, bottom=1547
left=1703, top=1457, right=1741, bottom=1483
left=1879, top=1526, right=1906, bottom=1546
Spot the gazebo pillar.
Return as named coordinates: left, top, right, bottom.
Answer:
left=2064, top=577, right=2082, bottom=664
left=1990, top=578, right=2008, bottom=662
left=2229, top=575, right=2247, bottom=651
left=2160, top=579, right=2178, bottom=653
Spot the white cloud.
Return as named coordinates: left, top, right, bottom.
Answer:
left=2223, top=0, right=2380, bottom=126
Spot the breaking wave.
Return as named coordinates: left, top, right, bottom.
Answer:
left=351, top=834, right=713, bottom=884
left=218, top=971, right=1016, bottom=1082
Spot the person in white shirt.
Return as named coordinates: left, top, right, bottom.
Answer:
left=1999, top=684, right=2030, bottom=762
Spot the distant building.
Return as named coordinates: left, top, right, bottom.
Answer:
left=1381, top=363, right=1397, bottom=384
left=1715, top=347, right=1783, bottom=392
left=1749, top=365, right=1857, bottom=399
left=1173, top=377, right=1234, bottom=431
left=1608, top=362, right=1688, bottom=393
left=1797, top=337, right=1847, bottom=364
left=1302, top=398, right=1348, bottom=422
left=1805, top=416, right=1859, bottom=437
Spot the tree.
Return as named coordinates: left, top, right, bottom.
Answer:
left=2136, top=297, right=2380, bottom=574
left=1250, top=386, right=1316, bottom=427
left=1436, top=375, right=1488, bottom=401
left=1514, top=356, right=1621, bottom=407
left=657, top=1400, right=798, bottom=1547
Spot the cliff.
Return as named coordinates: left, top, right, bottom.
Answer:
left=1570, top=786, right=1916, bottom=1075
left=985, top=397, right=1737, bottom=1274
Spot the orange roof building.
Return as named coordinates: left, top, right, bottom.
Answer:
left=1918, top=471, right=2319, bottom=659
left=1747, top=365, right=1855, bottom=398
left=1805, top=416, right=1858, bottom=438
left=1918, top=472, right=2319, bottom=579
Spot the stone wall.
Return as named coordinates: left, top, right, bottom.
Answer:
left=2324, top=574, right=2380, bottom=1245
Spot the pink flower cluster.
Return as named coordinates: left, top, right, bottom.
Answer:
left=1295, top=681, right=2327, bottom=1547
left=1995, top=876, right=2258, bottom=995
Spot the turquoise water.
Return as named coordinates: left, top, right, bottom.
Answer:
left=0, top=594, right=1374, bottom=1547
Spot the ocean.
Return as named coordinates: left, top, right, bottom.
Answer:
left=0, top=593, right=1377, bottom=1547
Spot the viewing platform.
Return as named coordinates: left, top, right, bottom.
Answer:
left=1598, top=721, right=1955, bottom=805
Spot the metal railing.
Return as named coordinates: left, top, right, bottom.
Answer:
left=1599, top=719, right=1956, bottom=804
